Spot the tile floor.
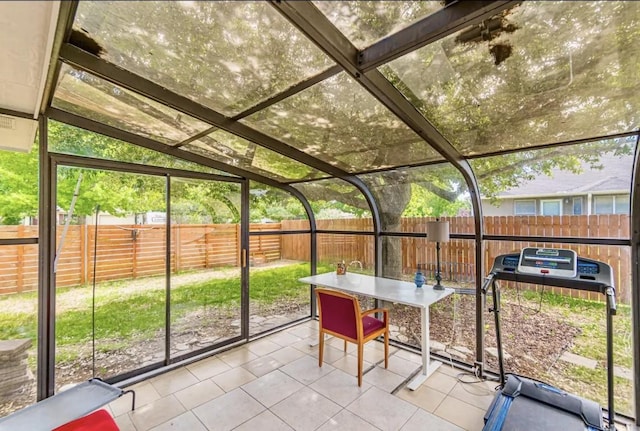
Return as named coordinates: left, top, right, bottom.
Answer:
left=105, top=320, right=496, bottom=431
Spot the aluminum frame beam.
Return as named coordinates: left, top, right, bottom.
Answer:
left=270, top=0, right=486, bottom=370
left=630, top=133, right=640, bottom=424
left=57, top=44, right=380, bottom=236
left=58, top=44, right=349, bottom=179
left=37, top=117, right=56, bottom=400
left=358, top=1, right=521, bottom=71
left=46, top=107, right=326, bottom=232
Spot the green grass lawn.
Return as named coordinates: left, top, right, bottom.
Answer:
left=0, top=262, right=322, bottom=347
left=508, top=288, right=633, bottom=416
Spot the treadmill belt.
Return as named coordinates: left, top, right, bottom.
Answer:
left=483, top=375, right=604, bottom=431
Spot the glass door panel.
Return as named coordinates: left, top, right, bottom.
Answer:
left=54, top=166, right=167, bottom=387
left=169, top=177, right=242, bottom=358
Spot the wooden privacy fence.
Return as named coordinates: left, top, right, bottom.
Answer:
left=0, top=215, right=632, bottom=303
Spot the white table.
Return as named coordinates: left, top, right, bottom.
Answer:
left=299, top=272, right=454, bottom=390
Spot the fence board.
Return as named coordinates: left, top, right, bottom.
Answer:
left=0, top=216, right=632, bottom=302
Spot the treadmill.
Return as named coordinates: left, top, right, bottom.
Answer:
left=481, top=247, right=617, bottom=431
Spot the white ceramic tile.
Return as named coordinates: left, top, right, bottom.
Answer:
left=242, top=354, right=284, bottom=377
left=192, top=388, right=265, bottom=431
left=150, top=368, right=199, bottom=396
left=271, top=387, right=342, bottom=431
left=433, top=396, right=486, bottom=431
left=114, top=413, right=137, bottom=431
left=291, top=336, right=319, bottom=354
left=396, top=386, right=447, bottom=413
left=331, top=354, right=373, bottom=378
left=392, top=349, right=423, bottom=365
left=233, top=410, right=294, bottom=431
left=361, top=343, right=391, bottom=364
left=110, top=382, right=160, bottom=416
left=310, top=369, right=372, bottom=407
left=424, top=371, right=459, bottom=394
left=436, top=363, right=463, bottom=378
left=447, top=381, right=496, bottom=410
left=312, top=343, right=349, bottom=363
left=186, top=356, right=231, bottom=381
left=387, top=355, right=421, bottom=378
left=269, top=345, right=307, bottom=365
left=347, top=386, right=417, bottom=431
left=130, top=395, right=186, bottom=431
left=303, top=319, right=319, bottom=330
left=362, top=366, right=406, bottom=393
left=212, top=367, right=257, bottom=392
left=316, top=409, right=382, bottom=431
left=174, top=379, right=224, bottom=410
left=266, top=331, right=302, bottom=347
left=326, top=336, right=357, bottom=353
left=287, top=325, right=318, bottom=339
left=105, top=323, right=467, bottom=431
left=246, top=338, right=281, bottom=356
left=149, top=411, right=207, bottom=431
left=218, top=347, right=258, bottom=368
left=280, top=355, right=335, bottom=385
left=400, top=408, right=464, bottom=431
left=241, top=370, right=303, bottom=408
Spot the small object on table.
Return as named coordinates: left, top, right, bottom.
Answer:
left=414, top=266, right=425, bottom=288
left=426, top=219, right=450, bottom=290
left=336, top=260, right=347, bottom=275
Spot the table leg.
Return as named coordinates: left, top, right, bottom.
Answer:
left=407, top=306, right=441, bottom=390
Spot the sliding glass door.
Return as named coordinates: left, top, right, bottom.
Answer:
left=169, top=177, right=243, bottom=359
left=52, top=161, right=246, bottom=387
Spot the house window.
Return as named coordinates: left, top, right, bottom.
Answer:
left=541, top=199, right=562, bottom=216
left=572, top=197, right=583, bottom=215
left=594, top=195, right=630, bottom=214
left=615, top=195, right=630, bottom=214
left=594, top=196, right=614, bottom=214
left=514, top=200, right=536, bottom=215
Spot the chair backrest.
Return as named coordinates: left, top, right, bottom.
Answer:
left=316, top=288, right=360, bottom=340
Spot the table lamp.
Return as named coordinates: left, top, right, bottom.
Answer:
left=426, top=219, right=449, bottom=290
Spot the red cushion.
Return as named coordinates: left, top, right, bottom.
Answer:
left=362, top=315, right=385, bottom=337
left=53, top=409, right=119, bottom=431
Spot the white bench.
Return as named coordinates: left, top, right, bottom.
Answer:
left=0, top=379, right=135, bottom=431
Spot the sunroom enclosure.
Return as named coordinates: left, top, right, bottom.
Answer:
left=0, top=0, right=638, bottom=426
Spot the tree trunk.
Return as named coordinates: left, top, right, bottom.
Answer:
left=375, top=182, right=412, bottom=280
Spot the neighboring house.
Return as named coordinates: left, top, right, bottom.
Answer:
left=482, top=154, right=633, bottom=216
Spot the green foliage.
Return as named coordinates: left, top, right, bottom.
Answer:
left=403, top=184, right=468, bottom=217
left=0, top=122, right=244, bottom=224
left=0, top=263, right=313, bottom=345
left=0, top=146, right=39, bottom=224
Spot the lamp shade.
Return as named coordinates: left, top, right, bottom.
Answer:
left=426, top=220, right=450, bottom=242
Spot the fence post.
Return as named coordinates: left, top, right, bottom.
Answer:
left=204, top=225, right=210, bottom=268
left=80, top=225, right=86, bottom=285
left=17, top=226, right=24, bottom=292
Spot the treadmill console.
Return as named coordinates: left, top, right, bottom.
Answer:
left=487, top=248, right=613, bottom=294
left=517, top=247, right=577, bottom=278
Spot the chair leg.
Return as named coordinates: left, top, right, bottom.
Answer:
left=318, top=330, right=324, bottom=368
left=343, top=339, right=347, bottom=352
left=357, top=342, right=364, bottom=387
left=384, top=330, right=389, bottom=369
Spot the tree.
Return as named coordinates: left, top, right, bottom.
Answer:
left=46, top=1, right=640, bottom=279
left=0, top=147, right=39, bottom=224
left=0, top=122, right=244, bottom=225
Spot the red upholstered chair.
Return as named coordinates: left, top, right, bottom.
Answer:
left=52, top=409, right=120, bottom=431
left=315, top=287, right=389, bottom=386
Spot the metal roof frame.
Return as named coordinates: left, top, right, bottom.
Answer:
left=29, top=1, right=640, bottom=419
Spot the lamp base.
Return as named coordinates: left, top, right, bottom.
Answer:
left=433, top=283, right=445, bottom=291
